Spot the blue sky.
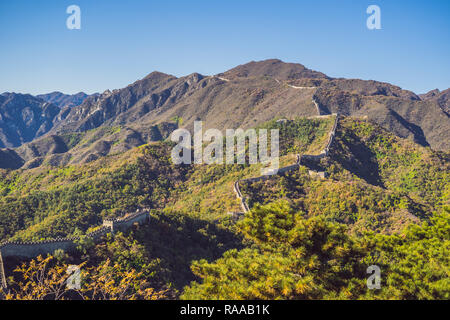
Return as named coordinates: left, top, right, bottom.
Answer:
left=0, top=0, right=449, bottom=95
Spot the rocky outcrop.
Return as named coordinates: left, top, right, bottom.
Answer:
left=0, top=93, right=60, bottom=148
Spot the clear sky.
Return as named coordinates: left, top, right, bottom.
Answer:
left=0, top=0, right=449, bottom=95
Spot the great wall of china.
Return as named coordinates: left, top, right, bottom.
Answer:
left=232, top=96, right=339, bottom=215
left=0, top=209, right=150, bottom=289
left=0, top=93, right=338, bottom=289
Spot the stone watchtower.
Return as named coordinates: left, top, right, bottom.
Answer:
left=102, top=219, right=116, bottom=234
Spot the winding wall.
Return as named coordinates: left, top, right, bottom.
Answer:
left=0, top=99, right=340, bottom=288
left=233, top=112, right=339, bottom=214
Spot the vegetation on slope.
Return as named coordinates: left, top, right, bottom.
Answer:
left=239, top=118, right=448, bottom=234
left=1, top=116, right=448, bottom=300
left=0, top=143, right=189, bottom=241
left=182, top=202, right=449, bottom=300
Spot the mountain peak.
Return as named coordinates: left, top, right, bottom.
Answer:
left=219, top=59, right=329, bottom=80
left=183, top=72, right=204, bottom=83
left=143, top=71, right=176, bottom=81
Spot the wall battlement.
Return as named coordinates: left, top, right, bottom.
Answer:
left=0, top=210, right=150, bottom=262
left=0, top=210, right=149, bottom=289
left=103, top=209, right=150, bottom=233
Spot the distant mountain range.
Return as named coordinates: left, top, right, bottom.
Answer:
left=0, top=91, right=96, bottom=148
left=0, top=93, right=59, bottom=148
left=36, top=92, right=99, bottom=109
left=0, top=59, right=449, bottom=169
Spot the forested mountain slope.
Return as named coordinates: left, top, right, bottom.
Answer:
left=0, top=116, right=448, bottom=299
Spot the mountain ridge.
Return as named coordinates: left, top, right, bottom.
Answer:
left=0, top=59, right=449, bottom=170
left=36, top=91, right=98, bottom=109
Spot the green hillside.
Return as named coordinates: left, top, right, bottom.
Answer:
left=239, top=118, right=449, bottom=235
left=1, top=116, right=448, bottom=299
left=0, top=116, right=335, bottom=241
